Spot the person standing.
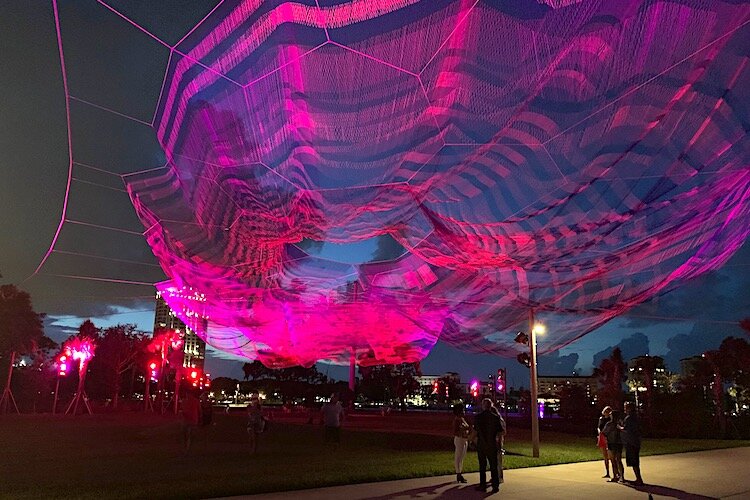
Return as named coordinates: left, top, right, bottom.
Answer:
left=597, top=406, right=613, bottom=478
left=246, top=396, right=266, bottom=454
left=490, top=403, right=507, bottom=485
left=452, top=403, right=471, bottom=483
left=622, top=402, right=644, bottom=485
left=321, top=393, right=345, bottom=443
left=181, top=387, right=201, bottom=453
left=602, top=410, right=624, bottom=482
left=474, top=398, right=505, bottom=493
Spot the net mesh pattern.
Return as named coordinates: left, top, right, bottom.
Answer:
left=41, top=0, right=750, bottom=367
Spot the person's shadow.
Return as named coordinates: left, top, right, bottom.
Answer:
left=625, top=482, right=718, bottom=500
left=363, top=481, right=499, bottom=499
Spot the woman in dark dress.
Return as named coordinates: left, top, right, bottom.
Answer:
left=597, top=406, right=612, bottom=478
left=602, top=410, right=624, bottom=482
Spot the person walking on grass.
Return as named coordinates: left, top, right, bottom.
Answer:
left=602, top=410, right=624, bottom=482
left=474, top=398, right=505, bottom=493
left=452, top=403, right=471, bottom=483
left=181, top=387, right=201, bottom=453
left=622, top=402, right=644, bottom=485
left=247, top=396, right=266, bottom=455
left=597, top=406, right=613, bottom=478
left=321, top=393, right=345, bottom=443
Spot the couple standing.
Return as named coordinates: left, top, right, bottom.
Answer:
left=597, top=402, right=643, bottom=485
left=453, top=399, right=506, bottom=493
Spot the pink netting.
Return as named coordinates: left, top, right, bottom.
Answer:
left=114, top=0, right=750, bottom=367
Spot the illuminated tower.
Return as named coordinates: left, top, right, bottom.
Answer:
left=154, top=292, right=206, bottom=370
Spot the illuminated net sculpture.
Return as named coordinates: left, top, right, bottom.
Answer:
left=46, top=0, right=750, bottom=367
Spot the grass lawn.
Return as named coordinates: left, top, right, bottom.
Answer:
left=1, top=413, right=748, bottom=499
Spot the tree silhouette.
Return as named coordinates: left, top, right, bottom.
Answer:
left=360, top=362, right=421, bottom=407
left=0, top=284, right=45, bottom=413
left=90, top=324, right=148, bottom=408
left=627, top=355, right=666, bottom=420
left=594, top=347, right=626, bottom=408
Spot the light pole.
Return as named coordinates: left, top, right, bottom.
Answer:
left=528, top=310, right=545, bottom=459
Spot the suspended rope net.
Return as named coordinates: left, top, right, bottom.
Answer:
left=37, top=0, right=750, bottom=367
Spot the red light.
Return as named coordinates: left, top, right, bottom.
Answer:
left=149, top=362, right=157, bottom=370
left=190, top=370, right=198, bottom=379
left=59, top=355, right=67, bottom=362
left=470, top=381, right=479, bottom=398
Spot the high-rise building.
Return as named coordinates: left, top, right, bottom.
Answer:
left=154, top=292, right=206, bottom=370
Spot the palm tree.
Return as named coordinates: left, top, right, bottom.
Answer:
left=0, top=284, right=45, bottom=413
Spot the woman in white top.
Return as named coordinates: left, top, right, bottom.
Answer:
left=452, top=403, right=471, bottom=483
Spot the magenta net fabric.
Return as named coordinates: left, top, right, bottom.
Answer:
left=120, top=0, right=750, bottom=367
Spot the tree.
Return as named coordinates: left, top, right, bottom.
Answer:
left=242, top=361, right=269, bottom=381
left=392, top=363, right=421, bottom=411
left=702, top=349, right=727, bottom=435
left=211, top=377, right=240, bottom=401
left=0, top=284, right=45, bottom=413
left=14, top=335, right=58, bottom=412
left=358, top=364, right=391, bottom=403
left=627, top=355, right=667, bottom=420
left=716, top=337, right=750, bottom=422
left=90, top=324, right=148, bottom=409
left=594, top=347, right=626, bottom=408
left=359, top=363, right=421, bottom=408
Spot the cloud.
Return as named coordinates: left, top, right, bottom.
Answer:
left=43, top=316, right=78, bottom=344
left=36, top=296, right=153, bottom=319
left=538, top=350, right=580, bottom=376
left=592, top=331, right=650, bottom=368
left=662, top=320, right=748, bottom=371
left=622, top=243, right=750, bottom=329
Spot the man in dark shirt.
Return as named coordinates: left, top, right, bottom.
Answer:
left=474, top=398, right=506, bottom=492
left=622, top=402, right=644, bottom=485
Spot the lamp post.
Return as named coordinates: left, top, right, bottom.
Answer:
left=517, top=311, right=545, bottom=458
left=529, top=310, right=545, bottom=459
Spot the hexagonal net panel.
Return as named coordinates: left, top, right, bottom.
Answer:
left=48, top=0, right=750, bottom=367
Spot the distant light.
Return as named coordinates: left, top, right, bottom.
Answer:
left=532, top=323, right=546, bottom=335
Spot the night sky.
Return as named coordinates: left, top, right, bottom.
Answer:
left=1, top=2, right=748, bottom=387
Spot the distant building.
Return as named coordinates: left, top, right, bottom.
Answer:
left=628, top=354, right=670, bottom=391
left=154, top=292, right=206, bottom=370
left=538, top=375, right=597, bottom=400
left=680, top=355, right=706, bottom=377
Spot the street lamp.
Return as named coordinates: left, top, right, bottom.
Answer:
left=515, top=310, right=545, bottom=458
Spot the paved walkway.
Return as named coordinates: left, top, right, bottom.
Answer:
left=226, top=447, right=750, bottom=499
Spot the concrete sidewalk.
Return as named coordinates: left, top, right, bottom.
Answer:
left=227, top=447, right=750, bottom=499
